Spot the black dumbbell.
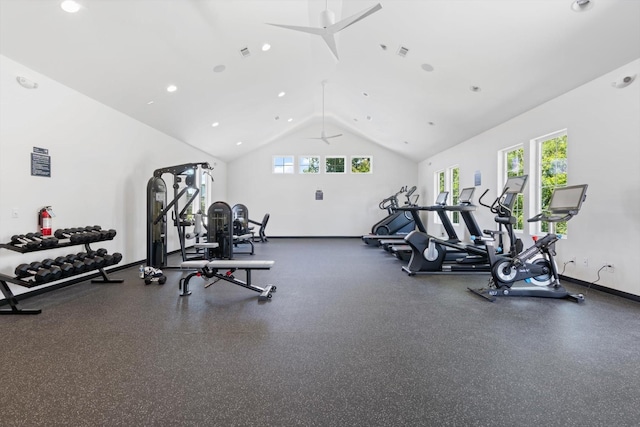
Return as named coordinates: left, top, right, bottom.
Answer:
left=76, top=252, right=105, bottom=269
left=54, top=228, right=80, bottom=240
left=25, top=232, right=59, bottom=248
left=42, top=258, right=74, bottom=278
left=67, top=253, right=97, bottom=271
left=91, top=248, right=114, bottom=266
left=64, top=254, right=88, bottom=273
left=11, top=235, right=39, bottom=250
left=15, top=262, right=53, bottom=283
left=111, top=252, right=123, bottom=265
left=105, top=229, right=117, bottom=239
left=53, top=255, right=84, bottom=275
left=83, top=225, right=102, bottom=232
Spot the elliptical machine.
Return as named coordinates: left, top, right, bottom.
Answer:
left=362, top=185, right=419, bottom=245
left=469, top=184, right=588, bottom=303
left=401, top=177, right=528, bottom=275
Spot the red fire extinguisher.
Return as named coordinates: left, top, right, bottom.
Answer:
left=39, top=206, right=54, bottom=236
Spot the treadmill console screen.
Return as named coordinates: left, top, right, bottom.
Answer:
left=434, top=191, right=448, bottom=205
left=504, top=175, right=528, bottom=194
left=548, top=184, right=588, bottom=213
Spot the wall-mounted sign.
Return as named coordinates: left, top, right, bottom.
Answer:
left=31, top=147, right=51, bottom=177
left=474, top=170, right=481, bottom=186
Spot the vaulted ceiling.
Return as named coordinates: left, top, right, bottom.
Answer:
left=1, top=0, right=638, bottom=162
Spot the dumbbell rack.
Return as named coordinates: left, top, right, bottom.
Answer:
left=0, top=231, right=123, bottom=315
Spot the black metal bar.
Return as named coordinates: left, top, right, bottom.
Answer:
left=0, top=279, right=41, bottom=314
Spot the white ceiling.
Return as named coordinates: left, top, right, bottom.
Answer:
left=1, top=0, right=639, bottom=162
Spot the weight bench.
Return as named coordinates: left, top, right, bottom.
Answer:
left=232, top=233, right=254, bottom=255
left=179, top=260, right=276, bottom=300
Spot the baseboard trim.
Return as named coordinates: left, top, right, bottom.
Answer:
left=560, top=275, right=639, bottom=302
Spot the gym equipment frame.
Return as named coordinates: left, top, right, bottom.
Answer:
left=147, top=162, right=213, bottom=268
left=0, top=228, right=123, bottom=314
left=469, top=184, right=588, bottom=303
left=179, top=260, right=276, bottom=300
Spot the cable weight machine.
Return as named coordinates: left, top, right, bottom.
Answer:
left=146, top=162, right=213, bottom=268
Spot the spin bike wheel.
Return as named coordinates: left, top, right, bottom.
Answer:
left=493, top=259, right=518, bottom=283
left=528, top=257, right=553, bottom=286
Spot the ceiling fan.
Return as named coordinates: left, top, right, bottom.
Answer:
left=310, top=81, right=342, bottom=144
left=267, top=2, right=382, bottom=60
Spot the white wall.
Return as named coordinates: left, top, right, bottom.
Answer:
left=0, top=55, right=227, bottom=296
left=227, top=122, right=419, bottom=236
left=419, top=59, right=640, bottom=297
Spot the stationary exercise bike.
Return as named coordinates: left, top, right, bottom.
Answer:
left=469, top=184, right=588, bottom=303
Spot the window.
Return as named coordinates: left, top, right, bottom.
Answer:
left=534, top=130, right=568, bottom=234
left=351, top=156, right=372, bottom=174
left=299, top=156, right=320, bottom=174
left=273, top=156, right=294, bottom=174
left=434, top=170, right=445, bottom=224
left=325, top=156, right=346, bottom=174
left=501, top=145, right=525, bottom=230
left=448, top=166, right=460, bottom=224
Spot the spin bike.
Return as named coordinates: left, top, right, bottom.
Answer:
left=469, top=184, right=588, bottom=303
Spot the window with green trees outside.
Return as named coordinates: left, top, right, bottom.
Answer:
left=504, top=146, right=525, bottom=230
left=325, top=157, right=346, bottom=173
left=538, top=133, right=568, bottom=234
left=351, top=156, right=372, bottom=173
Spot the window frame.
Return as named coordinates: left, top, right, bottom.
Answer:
left=434, top=170, right=446, bottom=224
left=530, top=129, right=568, bottom=235
left=351, top=156, right=373, bottom=174
left=325, top=156, right=347, bottom=174
left=499, top=144, right=526, bottom=232
left=447, top=166, right=460, bottom=225
left=299, top=156, right=321, bottom=174
left=272, top=155, right=294, bottom=174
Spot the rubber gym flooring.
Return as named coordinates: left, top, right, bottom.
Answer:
left=2, top=238, right=639, bottom=426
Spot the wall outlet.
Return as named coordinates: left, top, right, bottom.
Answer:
left=11, top=208, right=19, bottom=219
left=582, top=257, right=588, bottom=267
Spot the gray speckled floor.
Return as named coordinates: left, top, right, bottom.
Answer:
left=2, top=238, right=639, bottom=426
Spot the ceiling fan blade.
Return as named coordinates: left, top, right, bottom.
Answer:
left=267, top=23, right=325, bottom=36
left=325, top=134, right=343, bottom=139
left=321, top=137, right=331, bottom=145
left=321, top=33, right=339, bottom=60
left=328, top=3, right=382, bottom=33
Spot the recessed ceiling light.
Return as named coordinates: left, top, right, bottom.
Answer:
left=147, top=101, right=154, bottom=105
left=60, top=0, right=81, bottom=13
left=404, top=141, right=409, bottom=144
left=287, top=118, right=293, bottom=122
left=470, top=86, right=481, bottom=92
left=167, top=85, right=177, bottom=93
left=278, top=91, right=286, bottom=97
left=16, top=76, right=38, bottom=89
left=363, top=92, right=369, bottom=97
left=262, top=43, right=271, bottom=51
left=421, top=64, right=434, bottom=72
left=428, top=121, right=435, bottom=126
left=379, top=44, right=387, bottom=50
left=611, top=74, right=636, bottom=89
left=213, top=65, right=226, bottom=73
left=236, top=141, right=243, bottom=146
left=571, top=0, right=594, bottom=12
left=275, top=116, right=280, bottom=120
left=211, top=122, right=219, bottom=127
left=354, top=118, right=359, bottom=122
left=366, top=115, right=372, bottom=121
